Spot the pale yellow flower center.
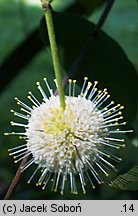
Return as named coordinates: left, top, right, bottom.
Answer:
left=42, top=105, right=74, bottom=136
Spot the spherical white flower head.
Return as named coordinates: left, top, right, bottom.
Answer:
left=27, top=95, right=103, bottom=173
left=5, top=77, right=132, bottom=194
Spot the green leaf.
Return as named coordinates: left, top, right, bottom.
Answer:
left=40, top=11, right=138, bottom=125
left=76, top=0, right=106, bottom=15
left=110, top=165, right=138, bottom=190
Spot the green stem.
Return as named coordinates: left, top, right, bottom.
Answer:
left=44, top=4, right=66, bottom=109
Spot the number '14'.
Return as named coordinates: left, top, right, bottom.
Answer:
left=123, top=204, right=134, bottom=213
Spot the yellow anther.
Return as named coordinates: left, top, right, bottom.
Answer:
left=88, top=82, right=92, bottom=86
left=103, top=88, right=107, bottom=92
left=68, top=79, right=72, bottom=83
left=60, top=191, right=64, bottom=195
left=120, top=106, right=124, bottom=109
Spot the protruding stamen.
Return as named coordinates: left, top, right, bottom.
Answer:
left=78, top=167, right=86, bottom=194
left=101, top=101, right=114, bottom=112
left=68, top=79, right=72, bottom=97
left=13, top=150, right=28, bottom=159
left=42, top=172, right=52, bottom=190
left=15, top=97, right=32, bottom=111
left=20, top=108, right=31, bottom=115
left=100, top=122, right=127, bottom=128
left=95, top=162, right=109, bottom=176
left=54, top=171, right=61, bottom=192
left=72, top=173, right=78, bottom=194
left=73, top=80, right=76, bottom=97
left=104, top=116, right=123, bottom=124
left=86, top=160, right=102, bottom=184
left=11, top=110, right=29, bottom=120
left=96, top=94, right=110, bottom=109
left=99, top=140, right=123, bottom=149
left=60, top=171, right=67, bottom=195
left=88, top=81, right=98, bottom=100
left=70, top=172, right=73, bottom=193
left=21, top=158, right=35, bottom=171
left=28, top=92, right=40, bottom=106
left=99, top=156, right=115, bottom=170
left=105, top=137, right=124, bottom=142
left=104, top=111, right=122, bottom=121
left=88, top=88, right=97, bottom=101
left=36, top=82, right=47, bottom=100
left=109, top=130, right=133, bottom=134
left=9, top=147, right=28, bottom=156
left=8, top=144, right=27, bottom=152
left=38, top=168, right=49, bottom=185
left=85, top=171, right=95, bottom=189
left=27, top=166, right=40, bottom=184
left=92, top=90, right=103, bottom=104
left=83, top=82, right=92, bottom=98
left=10, top=121, right=28, bottom=128
left=102, top=104, right=121, bottom=116
left=4, top=132, right=26, bottom=136
left=28, top=95, right=38, bottom=107
left=44, top=78, right=53, bottom=96
left=70, top=172, right=78, bottom=194
left=80, top=77, right=88, bottom=95
left=94, top=149, right=111, bottom=158
left=14, top=152, right=31, bottom=163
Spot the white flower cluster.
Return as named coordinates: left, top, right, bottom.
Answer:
left=5, top=77, right=132, bottom=194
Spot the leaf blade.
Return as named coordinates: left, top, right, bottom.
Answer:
left=110, top=165, right=138, bottom=190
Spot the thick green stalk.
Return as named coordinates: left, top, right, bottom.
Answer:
left=44, top=5, right=66, bottom=109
